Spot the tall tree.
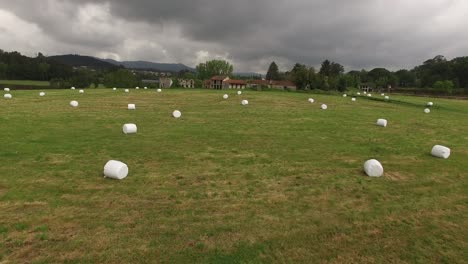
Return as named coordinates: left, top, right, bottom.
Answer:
left=319, top=60, right=331, bottom=76
left=196, top=59, right=233, bottom=80
left=266, top=61, right=280, bottom=80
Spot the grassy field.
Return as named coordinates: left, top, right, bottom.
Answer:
left=0, top=80, right=51, bottom=86
left=0, top=88, right=467, bottom=263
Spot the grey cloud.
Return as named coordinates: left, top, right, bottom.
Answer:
left=1, top=0, right=467, bottom=72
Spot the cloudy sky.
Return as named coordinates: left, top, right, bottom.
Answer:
left=0, top=0, right=467, bottom=73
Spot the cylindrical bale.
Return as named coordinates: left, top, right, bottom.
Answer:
left=308, top=98, right=315, bottom=103
left=357, top=92, right=361, bottom=95
left=385, top=96, right=389, bottom=100
left=71, top=87, right=75, bottom=90
left=4, top=94, right=12, bottom=99
left=321, top=104, right=327, bottom=110
left=381, top=93, right=385, bottom=96
left=351, top=98, right=356, bottom=102
left=367, top=94, right=372, bottom=97
left=70, top=100, right=79, bottom=107
left=136, top=87, right=139, bottom=89
left=157, top=89, right=162, bottom=92
left=79, top=89, right=84, bottom=94
left=173, top=110, right=182, bottom=118
left=144, top=87, right=148, bottom=89
left=223, top=94, right=229, bottom=99
left=363, top=159, right=384, bottom=177
left=122, top=123, right=137, bottom=134
left=39, top=92, right=45, bottom=97
left=376, top=119, right=387, bottom=127
left=103, top=160, right=128, bottom=180
left=424, top=108, right=430, bottom=113
left=4, top=88, right=10, bottom=92
left=125, top=89, right=129, bottom=93
left=128, top=104, right=136, bottom=110
left=343, top=94, right=347, bottom=97
left=237, top=91, right=242, bottom=95
left=363, top=91, right=367, bottom=94
left=427, top=102, right=433, bottom=106
left=113, top=88, right=117, bottom=91
left=241, top=100, right=249, bottom=105
left=431, top=145, right=450, bottom=159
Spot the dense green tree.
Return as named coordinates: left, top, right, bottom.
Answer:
left=196, top=59, right=233, bottom=80
left=433, top=80, right=454, bottom=94
left=266, top=61, right=280, bottom=80
left=103, top=69, right=139, bottom=88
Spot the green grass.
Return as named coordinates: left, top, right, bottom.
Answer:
left=0, top=80, right=50, bottom=86
left=0, top=88, right=467, bottom=263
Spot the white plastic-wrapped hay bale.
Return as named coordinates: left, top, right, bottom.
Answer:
left=384, top=96, right=389, bottom=100
left=71, top=86, right=75, bottom=90
left=363, top=159, right=384, bottom=177
left=308, top=98, right=315, bottom=103
left=223, top=94, right=229, bottom=99
left=125, top=89, right=129, bottom=93
left=70, top=100, right=79, bottom=107
left=424, top=108, right=430, bottom=114
left=128, top=104, right=136, bottom=110
left=136, top=87, right=139, bottom=89
left=321, top=104, right=327, bottom=110
left=4, top=88, right=10, bottom=92
left=427, top=102, right=433, bottom=107
left=376, top=119, right=387, bottom=127
left=172, top=110, right=182, bottom=118
left=122, top=123, right=137, bottom=134
left=157, top=89, right=162, bottom=92
left=144, top=87, right=148, bottom=90
left=357, top=92, right=361, bottom=95
left=103, top=160, right=128, bottom=180
left=381, top=93, right=385, bottom=96
left=237, top=91, right=242, bottom=95
left=363, top=91, right=367, bottom=95
left=431, top=145, right=450, bottom=159
left=367, top=93, right=372, bottom=97
left=79, top=89, right=84, bottom=94
left=351, top=97, right=356, bottom=102
left=343, top=94, right=347, bottom=97
left=4, top=94, right=12, bottom=99
left=241, top=99, right=249, bottom=106
left=39, top=92, right=45, bottom=97
left=113, top=87, right=117, bottom=91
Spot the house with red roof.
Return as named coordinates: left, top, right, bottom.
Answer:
left=248, top=79, right=297, bottom=91
left=207, top=76, right=247, bottom=89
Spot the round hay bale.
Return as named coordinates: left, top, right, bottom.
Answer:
left=237, top=91, right=242, bottom=95
left=357, top=92, right=361, bottom=95
left=308, top=98, right=315, bottom=103
left=363, top=91, right=367, bottom=94
left=39, top=92, right=45, bottom=97
left=321, top=104, right=327, bottom=110
left=384, top=96, right=389, bottom=100
left=427, top=102, right=433, bottom=107
left=157, top=89, right=162, bottom=92
left=122, top=123, right=137, bottom=134
left=103, top=160, right=128, bottom=180
left=4, top=94, right=12, bottom=99
left=241, top=99, right=249, bottom=105
left=381, top=93, right=385, bottom=96
left=125, top=89, right=129, bottom=93
left=367, top=94, right=372, bottom=97
left=351, top=97, right=356, bottom=102
left=431, top=145, right=450, bottom=159
left=4, top=88, right=10, bottom=92
left=424, top=108, right=430, bottom=114
left=128, top=104, right=136, bottom=110
left=136, top=87, right=139, bottom=89
left=70, top=100, right=79, bottom=107
left=363, top=159, right=384, bottom=177
left=173, top=110, right=182, bottom=118
left=79, top=89, right=84, bottom=94
left=343, top=94, right=347, bottom=97
left=223, top=94, right=229, bottom=99
left=376, top=119, right=387, bottom=127
left=113, top=87, right=117, bottom=91
left=144, top=87, right=148, bottom=90
left=71, top=87, right=75, bottom=90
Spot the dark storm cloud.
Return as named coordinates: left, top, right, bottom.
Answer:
left=1, top=0, right=467, bottom=72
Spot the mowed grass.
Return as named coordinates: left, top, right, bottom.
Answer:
left=0, top=80, right=50, bottom=86
left=0, top=88, right=467, bottom=263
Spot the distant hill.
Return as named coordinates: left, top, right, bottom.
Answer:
left=102, top=59, right=195, bottom=72
left=48, top=54, right=117, bottom=69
